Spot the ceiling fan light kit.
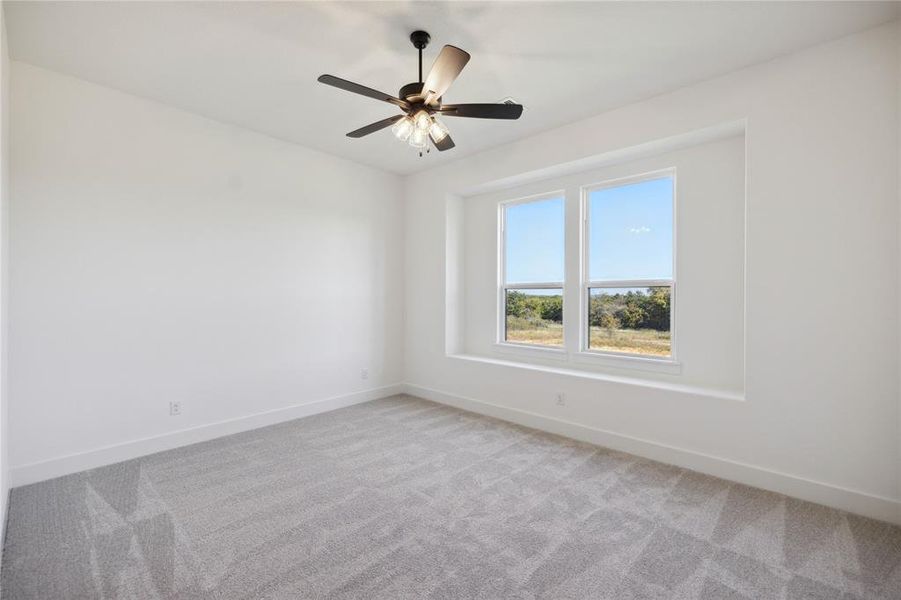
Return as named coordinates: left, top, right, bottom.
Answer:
left=391, top=117, right=414, bottom=142
left=318, top=30, right=523, bottom=156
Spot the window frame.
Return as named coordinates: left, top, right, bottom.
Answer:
left=496, top=191, right=567, bottom=354
left=578, top=168, right=677, bottom=364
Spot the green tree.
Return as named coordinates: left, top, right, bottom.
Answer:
left=600, top=313, right=620, bottom=330
left=505, top=291, right=527, bottom=319
left=619, top=304, right=646, bottom=329
left=539, top=295, right=563, bottom=322
left=642, top=287, right=670, bottom=331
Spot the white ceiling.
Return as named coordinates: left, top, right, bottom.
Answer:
left=6, top=1, right=899, bottom=175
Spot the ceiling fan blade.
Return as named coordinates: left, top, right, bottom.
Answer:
left=318, top=74, right=409, bottom=109
left=439, top=103, right=524, bottom=119
left=422, top=45, right=471, bottom=105
left=346, top=115, right=405, bottom=138
left=431, top=132, right=455, bottom=152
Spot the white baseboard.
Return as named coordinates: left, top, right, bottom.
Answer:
left=14, top=381, right=899, bottom=525
left=10, top=384, right=405, bottom=487
left=403, top=383, right=901, bottom=525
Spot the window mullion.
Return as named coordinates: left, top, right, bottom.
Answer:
left=504, top=282, right=564, bottom=290
left=563, top=186, right=581, bottom=355
left=586, top=279, right=672, bottom=288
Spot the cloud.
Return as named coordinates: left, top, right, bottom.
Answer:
left=629, top=226, right=651, bottom=234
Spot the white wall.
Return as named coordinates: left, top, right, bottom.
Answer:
left=0, top=3, right=10, bottom=534
left=9, top=62, right=404, bottom=481
left=405, top=23, right=901, bottom=522
left=897, top=20, right=901, bottom=512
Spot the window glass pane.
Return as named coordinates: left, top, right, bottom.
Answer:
left=588, top=177, right=673, bottom=281
left=505, top=197, right=564, bottom=284
left=588, top=287, right=671, bottom=356
left=505, top=288, right=563, bottom=347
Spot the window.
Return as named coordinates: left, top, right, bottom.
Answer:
left=477, top=134, right=750, bottom=385
left=583, top=173, right=674, bottom=358
left=499, top=195, right=564, bottom=347
left=495, top=171, right=675, bottom=363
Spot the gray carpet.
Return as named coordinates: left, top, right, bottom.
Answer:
left=2, top=395, right=900, bottom=599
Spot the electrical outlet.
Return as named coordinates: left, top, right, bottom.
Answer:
left=556, top=393, right=566, bottom=407
left=361, top=368, right=369, bottom=380
left=169, top=401, right=182, bottom=416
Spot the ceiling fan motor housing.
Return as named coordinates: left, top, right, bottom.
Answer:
left=399, top=82, right=425, bottom=102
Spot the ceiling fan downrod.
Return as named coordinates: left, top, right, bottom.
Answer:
left=410, top=30, right=430, bottom=84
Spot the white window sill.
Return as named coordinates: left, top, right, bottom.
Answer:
left=448, top=353, right=745, bottom=402
left=572, top=351, right=682, bottom=375
left=493, top=342, right=568, bottom=361
left=493, top=343, right=681, bottom=375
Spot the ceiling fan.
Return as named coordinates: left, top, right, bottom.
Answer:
left=317, top=30, right=523, bottom=155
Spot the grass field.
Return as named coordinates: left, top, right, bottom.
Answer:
left=505, top=317, right=671, bottom=356
left=504, top=319, right=565, bottom=346
left=588, top=326, right=671, bottom=356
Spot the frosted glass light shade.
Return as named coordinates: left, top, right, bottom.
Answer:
left=409, top=127, right=428, bottom=149
left=413, top=110, right=431, bottom=131
left=429, top=118, right=449, bottom=142
left=392, top=116, right=414, bottom=141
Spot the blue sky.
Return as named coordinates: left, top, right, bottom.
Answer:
left=505, top=197, right=565, bottom=283
left=504, top=176, right=672, bottom=285
left=588, top=177, right=673, bottom=281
